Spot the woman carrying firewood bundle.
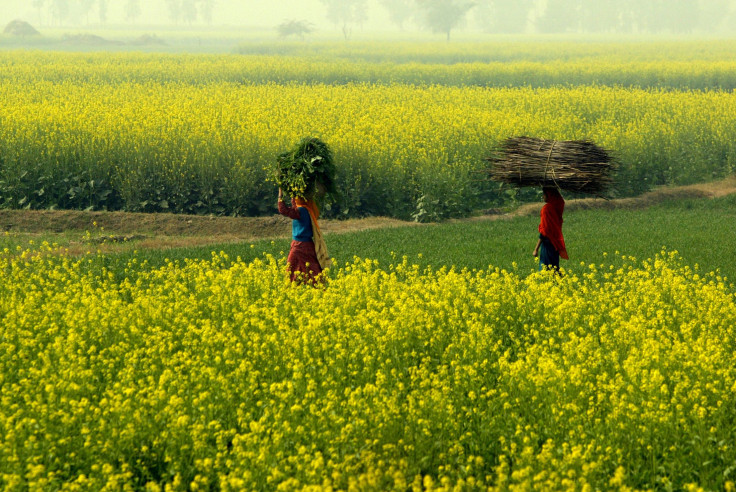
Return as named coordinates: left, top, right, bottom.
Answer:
left=485, top=136, right=613, bottom=271
left=533, top=186, right=569, bottom=272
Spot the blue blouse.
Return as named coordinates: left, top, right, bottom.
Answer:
left=292, top=207, right=313, bottom=241
left=278, top=199, right=314, bottom=242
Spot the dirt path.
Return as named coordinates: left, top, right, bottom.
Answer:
left=0, top=204, right=421, bottom=251
left=466, top=176, right=736, bottom=222
left=2, top=177, right=735, bottom=251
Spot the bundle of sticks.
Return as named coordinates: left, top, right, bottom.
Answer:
left=485, top=136, right=614, bottom=195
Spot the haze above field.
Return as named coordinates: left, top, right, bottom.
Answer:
left=3, top=0, right=736, bottom=36
left=3, top=0, right=362, bottom=30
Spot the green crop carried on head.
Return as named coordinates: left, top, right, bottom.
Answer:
left=275, top=137, right=335, bottom=200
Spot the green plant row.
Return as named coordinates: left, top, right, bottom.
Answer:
left=234, top=38, right=736, bottom=64
left=1, top=77, right=736, bottom=220
left=3, top=50, right=736, bottom=90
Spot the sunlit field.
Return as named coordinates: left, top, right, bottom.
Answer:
left=1, top=242, right=735, bottom=490
left=1, top=47, right=736, bottom=219
left=2, top=37, right=736, bottom=491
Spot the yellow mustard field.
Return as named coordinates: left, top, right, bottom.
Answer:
left=1, top=52, right=736, bottom=219
left=1, top=247, right=735, bottom=490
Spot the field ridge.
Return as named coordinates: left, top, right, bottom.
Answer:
left=1, top=177, right=734, bottom=251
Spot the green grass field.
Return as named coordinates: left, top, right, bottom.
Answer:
left=71, top=194, right=732, bottom=285
left=3, top=194, right=733, bottom=282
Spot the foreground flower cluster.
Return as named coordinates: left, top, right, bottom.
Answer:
left=1, top=248, right=735, bottom=491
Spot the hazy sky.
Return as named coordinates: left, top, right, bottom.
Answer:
left=2, top=1, right=733, bottom=35
left=0, top=0, right=393, bottom=30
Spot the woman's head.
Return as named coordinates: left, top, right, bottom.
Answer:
left=542, top=186, right=562, bottom=202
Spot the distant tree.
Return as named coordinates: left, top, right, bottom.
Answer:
left=577, top=0, right=621, bottom=33
left=32, top=0, right=46, bottom=26
left=596, top=0, right=700, bottom=34
left=415, top=0, right=475, bottom=41
left=77, top=0, right=95, bottom=25
left=165, top=0, right=182, bottom=24
left=98, top=0, right=108, bottom=24
left=664, top=0, right=700, bottom=32
left=125, top=0, right=142, bottom=23
left=726, top=1, right=736, bottom=32
left=537, top=0, right=660, bottom=33
left=379, top=0, right=415, bottom=30
left=181, top=0, right=198, bottom=25
left=166, top=0, right=197, bottom=25
left=475, top=0, right=534, bottom=33
left=50, top=0, right=71, bottom=26
left=319, top=0, right=369, bottom=39
left=198, top=0, right=216, bottom=25
left=4, top=19, right=41, bottom=36
left=697, top=0, right=731, bottom=31
left=536, top=0, right=583, bottom=33
left=277, top=19, right=315, bottom=39
left=636, top=0, right=671, bottom=32
left=354, top=1, right=369, bottom=29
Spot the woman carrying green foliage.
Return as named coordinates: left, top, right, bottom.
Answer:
left=275, top=137, right=335, bottom=284
left=278, top=188, right=330, bottom=284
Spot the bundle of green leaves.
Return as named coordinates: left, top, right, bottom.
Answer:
left=275, top=137, right=336, bottom=200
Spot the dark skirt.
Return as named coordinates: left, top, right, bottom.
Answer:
left=287, top=240, right=323, bottom=284
left=538, top=236, right=560, bottom=271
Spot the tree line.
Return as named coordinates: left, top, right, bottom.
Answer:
left=372, top=0, right=735, bottom=39
left=29, top=0, right=216, bottom=26
left=26, top=0, right=736, bottom=37
left=497, top=0, right=736, bottom=34
left=280, top=0, right=736, bottom=41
